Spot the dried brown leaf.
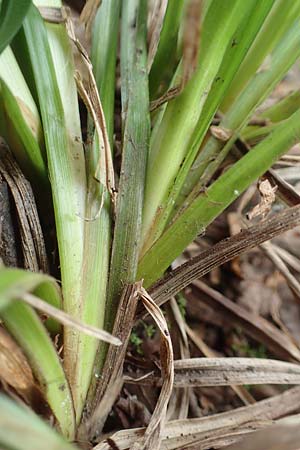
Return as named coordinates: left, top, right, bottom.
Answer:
left=94, top=387, right=300, bottom=450
left=167, top=298, right=190, bottom=420
left=210, top=125, right=233, bottom=142
left=247, top=179, right=277, bottom=220
left=125, top=357, right=300, bottom=388
left=80, top=0, right=101, bottom=35
left=261, top=241, right=300, bottom=300
left=149, top=85, right=182, bottom=112
left=38, top=6, right=66, bottom=23
left=147, top=204, right=300, bottom=312
left=0, top=148, right=48, bottom=273
left=0, top=327, right=45, bottom=410
left=66, top=18, right=116, bottom=209
left=0, top=173, right=20, bottom=267
left=85, top=283, right=141, bottom=440
left=185, top=325, right=255, bottom=405
left=131, top=287, right=174, bottom=450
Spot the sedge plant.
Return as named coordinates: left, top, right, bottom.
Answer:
left=0, top=0, right=300, bottom=447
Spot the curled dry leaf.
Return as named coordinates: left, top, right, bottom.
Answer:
left=0, top=148, right=48, bottom=273
left=131, top=287, right=174, bottom=450
left=167, top=298, right=190, bottom=420
left=210, top=125, right=233, bottom=142
left=84, top=283, right=174, bottom=449
left=247, top=179, right=277, bottom=220
left=66, top=17, right=116, bottom=209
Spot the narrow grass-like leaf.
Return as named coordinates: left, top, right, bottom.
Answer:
left=143, top=0, right=274, bottom=249
left=0, top=46, right=46, bottom=186
left=179, top=18, right=300, bottom=205
left=141, top=0, right=255, bottom=254
left=0, top=0, right=31, bottom=54
left=79, top=0, right=121, bottom=419
left=149, top=204, right=300, bottom=308
left=138, top=107, right=300, bottom=286
left=0, top=46, right=42, bottom=142
left=0, top=268, right=61, bottom=311
left=0, top=268, right=75, bottom=439
left=0, top=79, right=47, bottom=187
left=19, top=4, right=87, bottom=410
left=243, top=90, right=300, bottom=142
left=149, top=0, right=184, bottom=99
left=220, top=0, right=300, bottom=112
left=261, top=90, right=300, bottom=122
left=0, top=394, right=77, bottom=450
left=91, top=0, right=120, bottom=144
left=105, top=0, right=150, bottom=330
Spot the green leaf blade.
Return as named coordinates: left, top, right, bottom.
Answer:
left=0, top=0, right=31, bottom=54
left=0, top=268, right=75, bottom=440
left=138, top=107, right=300, bottom=286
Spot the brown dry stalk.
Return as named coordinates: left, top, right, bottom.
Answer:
left=261, top=241, right=300, bottom=300
left=149, top=85, right=182, bottom=111
left=148, top=204, right=300, bottom=309
left=85, top=283, right=141, bottom=440
left=85, top=283, right=174, bottom=450
left=132, top=287, right=174, bottom=450
left=167, top=298, right=190, bottom=420
left=80, top=0, right=101, bottom=35
left=124, top=357, right=300, bottom=387
left=184, top=324, right=255, bottom=405
left=246, top=179, right=277, bottom=220
left=94, top=386, right=300, bottom=450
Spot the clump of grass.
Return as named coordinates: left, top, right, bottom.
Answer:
left=0, top=0, right=300, bottom=448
